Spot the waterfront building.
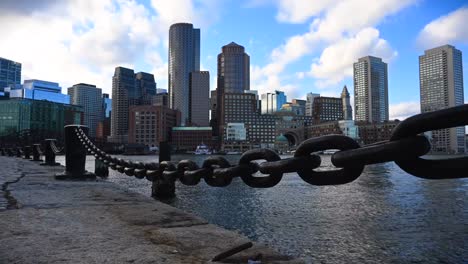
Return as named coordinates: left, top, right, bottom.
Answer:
left=219, top=91, right=276, bottom=149
left=341, top=85, right=353, bottom=120
left=0, top=57, right=21, bottom=92
left=217, top=42, right=250, bottom=93
left=189, top=71, right=209, bottom=126
left=305, top=92, right=320, bottom=116
left=261, top=90, right=287, bottom=114
left=312, top=96, right=344, bottom=123
left=128, top=105, right=180, bottom=148
left=68, top=83, right=103, bottom=138
left=108, top=67, right=156, bottom=143
left=419, top=44, right=465, bottom=154
left=168, top=23, right=200, bottom=126
left=171, top=127, right=214, bottom=151
left=9, top=79, right=70, bottom=104
left=357, top=121, right=400, bottom=145
left=275, top=111, right=313, bottom=147
left=353, top=56, right=389, bottom=123
left=225, top=123, right=247, bottom=141
left=0, top=98, right=83, bottom=141
left=306, top=120, right=359, bottom=140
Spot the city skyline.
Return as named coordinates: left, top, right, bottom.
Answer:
left=0, top=1, right=467, bottom=121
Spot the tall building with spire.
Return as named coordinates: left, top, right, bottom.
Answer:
left=341, top=85, right=352, bottom=120
left=168, top=23, right=201, bottom=126
left=419, top=44, right=465, bottom=154
left=353, top=56, right=389, bottom=123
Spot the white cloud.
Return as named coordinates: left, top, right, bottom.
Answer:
left=389, top=101, right=420, bottom=120
left=0, top=0, right=220, bottom=95
left=417, top=7, right=468, bottom=48
left=252, top=0, right=415, bottom=96
left=309, top=27, right=397, bottom=88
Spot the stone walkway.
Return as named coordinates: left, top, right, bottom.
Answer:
left=0, top=156, right=302, bottom=263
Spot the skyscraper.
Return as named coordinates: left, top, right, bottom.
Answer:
left=68, top=83, right=103, bottom=138
left=109, top=67, right=136, bottom=143
left=136, top=72, right=157, bottom=105
left=189, top=71, right=209, bottom=126
left=108, top=67, right=156, bottom=143
left=419, top=45, right=465, bottom=154
left=353, top=56, right=389, bottom=123
left=305, top=92, right=320, bottom=116
left=0, top=57, right=21, bottom=91
left=261, top=90, right=287, bottom=114
left=341, top=85, right=352, bottom=120
left=168, top=23, right=200, bottom=126
left=217, top=42, right=250, bottom=93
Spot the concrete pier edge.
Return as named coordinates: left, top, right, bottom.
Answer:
left=0, top=157, right=302, bottom=263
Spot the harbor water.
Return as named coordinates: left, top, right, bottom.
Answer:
left=56, top=155, right=468, bottom=263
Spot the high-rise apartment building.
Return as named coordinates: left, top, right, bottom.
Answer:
left=217, top=42, right=250, bottom=93
left=261, top=90, right=287, bottom=114
left=136, top=72, right=157, bottom=105
left=341, top=85, right=353, bottom=120
left=419, top=45, right=465, bottom=154
left=305, top=92, right=320, bottom=116
left=0, top=57, right=21, bottom=91
left=353, top=56, right=389, bottom=123
left=189, top=71, right=209, bottom=126
left=168, top=23, right=200, bottom=126
left=68, top=83, right=103, bottom=138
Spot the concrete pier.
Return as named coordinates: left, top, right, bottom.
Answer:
left=0, top=157, right=302, bottom=263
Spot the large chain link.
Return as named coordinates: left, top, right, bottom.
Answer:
left=74, top=104, right=468, bottom=187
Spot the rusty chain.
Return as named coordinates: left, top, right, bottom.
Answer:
left=71, top=104, right=468, bottom=187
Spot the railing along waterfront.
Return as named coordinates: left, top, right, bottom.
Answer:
left=1, top=104, right=467, bottom=197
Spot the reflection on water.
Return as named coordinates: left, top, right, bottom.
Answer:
left=56, top=155, right=468, bottom=263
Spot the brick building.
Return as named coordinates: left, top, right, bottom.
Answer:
left=128, top=105, right=180, bottom=148
left=171, top=127, right=215, bottom=151
left=357, top=121, right=400, bottom=145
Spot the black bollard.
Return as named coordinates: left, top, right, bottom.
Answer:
left=151, top=141, right=175, bottom=199
left=0, top=148, right=4, bottom=156
left=95, top=158, right=109, bottom=177
left=40, top=139, right=60, bottom=166
left=23, top=146, right=31, bottom=159
left=16, top=147, right=22, bottom=157
left=55, top=125, right=95, bottom=180
left=31, top=144, right=42, bottom=161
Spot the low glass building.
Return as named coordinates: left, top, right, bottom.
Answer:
left=0, top=98, right=83, bottom=142
left=8, top=79, right=70, bottom=104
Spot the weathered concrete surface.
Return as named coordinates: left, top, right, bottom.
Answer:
left=0, top=157, right=303, bottom=263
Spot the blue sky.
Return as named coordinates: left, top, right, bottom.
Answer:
left=0, top=0, right=467, bottom=120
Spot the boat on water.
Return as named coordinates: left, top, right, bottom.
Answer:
left=322, top=149, right=339, bottom=155
left=226, top=151, right=242, bottom=155
left=194, top=143, right=212, bottom=155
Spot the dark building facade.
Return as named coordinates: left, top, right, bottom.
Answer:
left=217, top=42, right=250, bottom=93
left=109, top=67, right=156, bottom=143
left=0, top=57, right=21, bottom=92
left=357, top=121, right=400, bottom=145
left=312, top=96, right=344, bottom=123
left=171, top=127, right=214, bottom=151
left=168, top=23, right=200, bottom=126
left=189, top=71, right=209, bottom=126
left=128, top=105, right=180, bottom=148
left=0, top=98, right=83, bottom=142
